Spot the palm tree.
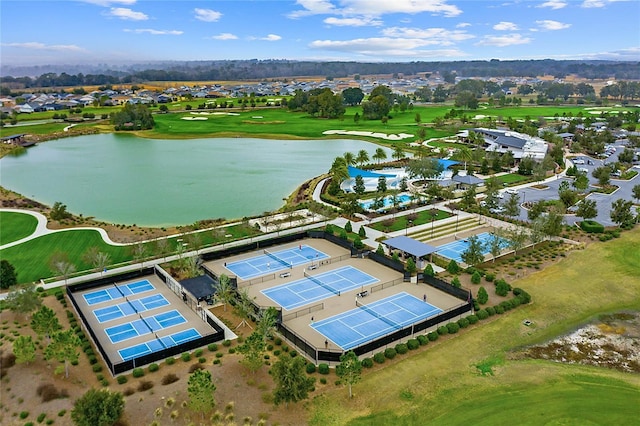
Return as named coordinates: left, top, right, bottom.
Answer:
left=392, top=145, right=404, bottom=161
left=455, top=146, right=473, bottom=171
left=356, top=149, right=369, bottom=167
left=373, top=147, right=387, bottom=164
left=343, top=151, right=355, bottom=166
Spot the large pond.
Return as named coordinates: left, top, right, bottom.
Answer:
left=1, top=134, right=392, bottom=226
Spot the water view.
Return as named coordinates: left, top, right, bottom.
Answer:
left=0, top=134, right=392, bottom=226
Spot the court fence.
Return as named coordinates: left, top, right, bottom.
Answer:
left=282, top=303, right=324, bottom=322
left=367, top=251, right=406, bottom=273
left=67, top=268, right=225, bottom=376
left=422, top=274, right=472, bottom=302
left=369, top=277, right=404, bottom=293
left=237, top=273, right=276, bottom=288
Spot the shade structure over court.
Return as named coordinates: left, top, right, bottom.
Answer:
left=383, top=236, right=438, bottom=258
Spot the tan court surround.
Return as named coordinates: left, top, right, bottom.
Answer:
left=204, top=238, right=466, bottom=357
left=71, top=274, right=215, bottom=366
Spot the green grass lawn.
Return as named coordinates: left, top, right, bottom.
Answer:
left=495, top=173, right=532, bottom=185
left=309, top=227, right=640, bottom=425
left=0, top=211, right=38, bottom=244
left=368, top=209, right=451, bottom=233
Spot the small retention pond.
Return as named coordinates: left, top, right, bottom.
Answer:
left=0, top=134, right=392, bottom=226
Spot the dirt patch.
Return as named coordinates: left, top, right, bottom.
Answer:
left=519, top=311, right=640, bottom=373
left=0, top=298, right=311, bottom=426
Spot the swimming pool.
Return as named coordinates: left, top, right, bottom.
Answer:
left=360, top=193, right=412, bottom=211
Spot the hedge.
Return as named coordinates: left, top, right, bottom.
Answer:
left=395, top=343, right=409, bottom=355
left=457, top=317, right=470, bottom=328
left=362, top=358, right=374, bottom=368
left=466, top=314, right=479, bottom=324
left=427, top=332, right=439, bottom=341
left=306, top=363, right=316, bottom=374
left=318, top=363, right=330, bottom=375
left=486, top=306, right=496, bottom=316
left=384, top=348, right=397, bottom=359
left=437, top=326, right=449, bottom=335
left=373, top=352, right=386, bottom=364
left=416, top=335, right=428, bottom=346
left=476, top=309, right=489, bottom=320
left=446, top=322, right=460, bottom=334
left=580, top=220, right=604, bottom=233
left=407, top=338, right=420, bottom=350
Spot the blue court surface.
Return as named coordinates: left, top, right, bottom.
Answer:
left=436, top=232, right=510, bottom=263
left=262, top=265, right=378, bottom=310
left=118, top=328, right=201, bottom=361
left=225, top=245, right=329, bottom=280
left=93, top=294, right=170, bottom=323
left=83, top=280, right=155, bottom=305
left=311, top=292, right=443, bottom=350
left=105, top=310, right=187, bottom=343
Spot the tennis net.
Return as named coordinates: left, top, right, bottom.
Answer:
left=304, top=271, right=339, bottom=296
left=264, top=249, right=292, bottom=269
left=355, top=299, right=401, bottom=330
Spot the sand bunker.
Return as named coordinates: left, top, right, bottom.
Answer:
left=323, top=130, right=413, bottom=141
left=181, top=116, right=208, bottom=121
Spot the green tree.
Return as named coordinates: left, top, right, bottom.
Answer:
left=446, top=259, right=460, bottom=274
left=130, top=242, right=147, bottom=270
left=424, top=264, right=435, bottom=277
left=272, top=355, right=315, bottom=407
left=355, top=149, right=369, bottom=167
left=343, top=151, right=355, bottom=166
left=477, top=286, right=489, bottom=304
left=342, top=87, right=364, bottom=106
left=216, top=274, right=234, bottom=312
left=527, top=200, right=546, bottom=221
left=504, top=193, right=521, bottom=217
left=592, top=166, right=611, bottom=186
left=13, top=335, right=36, bottom=364
left=573, top=172, right=590, bottom=193
left=31, top=306, right=62, bottom=342
left=406, top=258, right=417, bottom=275
left=256, top=306, right=278, bottom=342
left=486, top=230, right=505, bottom=263
left=373, top=147, right=387, bottom=164
left=376, top=176, right=387, bottom=193
left=392, top=145, right=405, bottom=161
left=344, top=221, right=352, bottom=233
left=406, top=157, right=444, bottom=181
left=44, top=329, right=81, bottom=378
left=454, top=90, right=478, bottom=109
left=455, top=146, right=473, bottom=171
left=461, top=235, right=485, bottom=266
left=376, top=244, right=385, bottom=255
left=631, top=184, right=640, bottom=204
left=506, top=226, right=529, bottom=255
left=50, top=201, right=71, bottom=221
left=0, top=259, right=17, bottom=289
left=610, top=198, right=634, bottom=227
left=358, top=226, right=366, bottom=238
left=110, top=103, right=155, bottom=130
left=237, top=330, right=266, bottom=373
left=336, top=350, right=362, bottom=398
left=576, top=199, right=598, bottom=221
left=71, top=388, right=124, bottom=426
left=5, top=283, right=42, bottom=319
left=83, top=247, right=111, bottom=275
left=187, top=368, right=216, bottom=419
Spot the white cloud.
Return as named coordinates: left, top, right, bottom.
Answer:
left=309, top=37, right=466, bottom=57
left=211, top=33, right=238, bottom=40
left=476, top=33, right=532, bottom=47
left=289, top=0, right=462, bottom=18
left=493, top=21, right=518, bottom=31
left=194, top=8, right=222, bottom=22
left=107, top=7, right=148, bottom=20
left=124, top=29, right=183, bottom=35
left=381, top=27, right=474, bottom=44
left=249, top=34, right=282, bottom=41
left=324, top=17, right=383, bottom=26
left=537, top=1, right=567, bottom=9
left=536, top=19, right=571, bottom=30
left=2, top=42, right=85, bottom=52
left=581, top=0, right=605, bottom=7
left=456, top=22, right=471, bottom=28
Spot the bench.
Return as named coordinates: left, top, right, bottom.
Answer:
left=279, top=272, right=291, bottom=278
left=357, top=290, right=369, bottom=298
left=308, top=264, right=318, bottom=270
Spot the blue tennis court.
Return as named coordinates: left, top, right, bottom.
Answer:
left=118, top=328, right=201, bottom=361
left=262, top=265, right=378, bottom=310
left=83, top=280, right=155, bottom=305
left=93, top=294, right=170, bottom=323
left=436, top=232, right=510, bottom=263
left=311, top=292, right=443, bottom=350
left=105, top=310, right=187, bottom=343
left=225, top=245, right=329, bottom=280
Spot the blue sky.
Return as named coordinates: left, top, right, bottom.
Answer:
left=1, top=0, right=638, bottom=66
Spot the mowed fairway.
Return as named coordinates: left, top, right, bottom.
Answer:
left=0, top=211, right=38, bottom=244
left=309, top=228, right=640, bottom=426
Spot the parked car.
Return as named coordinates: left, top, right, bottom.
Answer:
left=504, top=188, right=518, bottom=195
left=573, top=158, right=585, bottom=165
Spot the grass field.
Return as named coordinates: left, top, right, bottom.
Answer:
left=309, top=227, right=640, bottom=425
left=0, top=211, right=38, bottom=244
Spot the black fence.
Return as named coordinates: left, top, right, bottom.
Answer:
left=423, top=274, right=471, bottom=301
left=368, top=251, right=406, bottom=273
left=308, top=230, right=354, bottom=252
left=67, top=270, right=225, bottom=376
left=200, top=231, right=308, bottom=263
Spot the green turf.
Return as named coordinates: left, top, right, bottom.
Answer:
left=309, top=228, right=640, bottom=425
left=368, top=209, right=451, bottom=232
left=0, top=211, right=38, bottom=244
left=495, top=173, right=532, bottom=184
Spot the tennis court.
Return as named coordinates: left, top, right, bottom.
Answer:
left=262, top=265, right=378, bottom=310
left=93, top=294, right=170, bottom=323
left=83, top=280, right=154, bottom=305
left=105, top=310, right=187, bottom=343
left=311, top=292, right=442, bottom=350
left=225, top=244, right=329, bottom=280
left=436, top=232, right=509, bottom=263
left=118, top=328, right=202, bottom=361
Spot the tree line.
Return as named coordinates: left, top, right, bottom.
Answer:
left=2, top=59, right=640, bottom=89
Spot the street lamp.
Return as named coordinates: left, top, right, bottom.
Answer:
left=405, top=219, right=413, bottom=236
